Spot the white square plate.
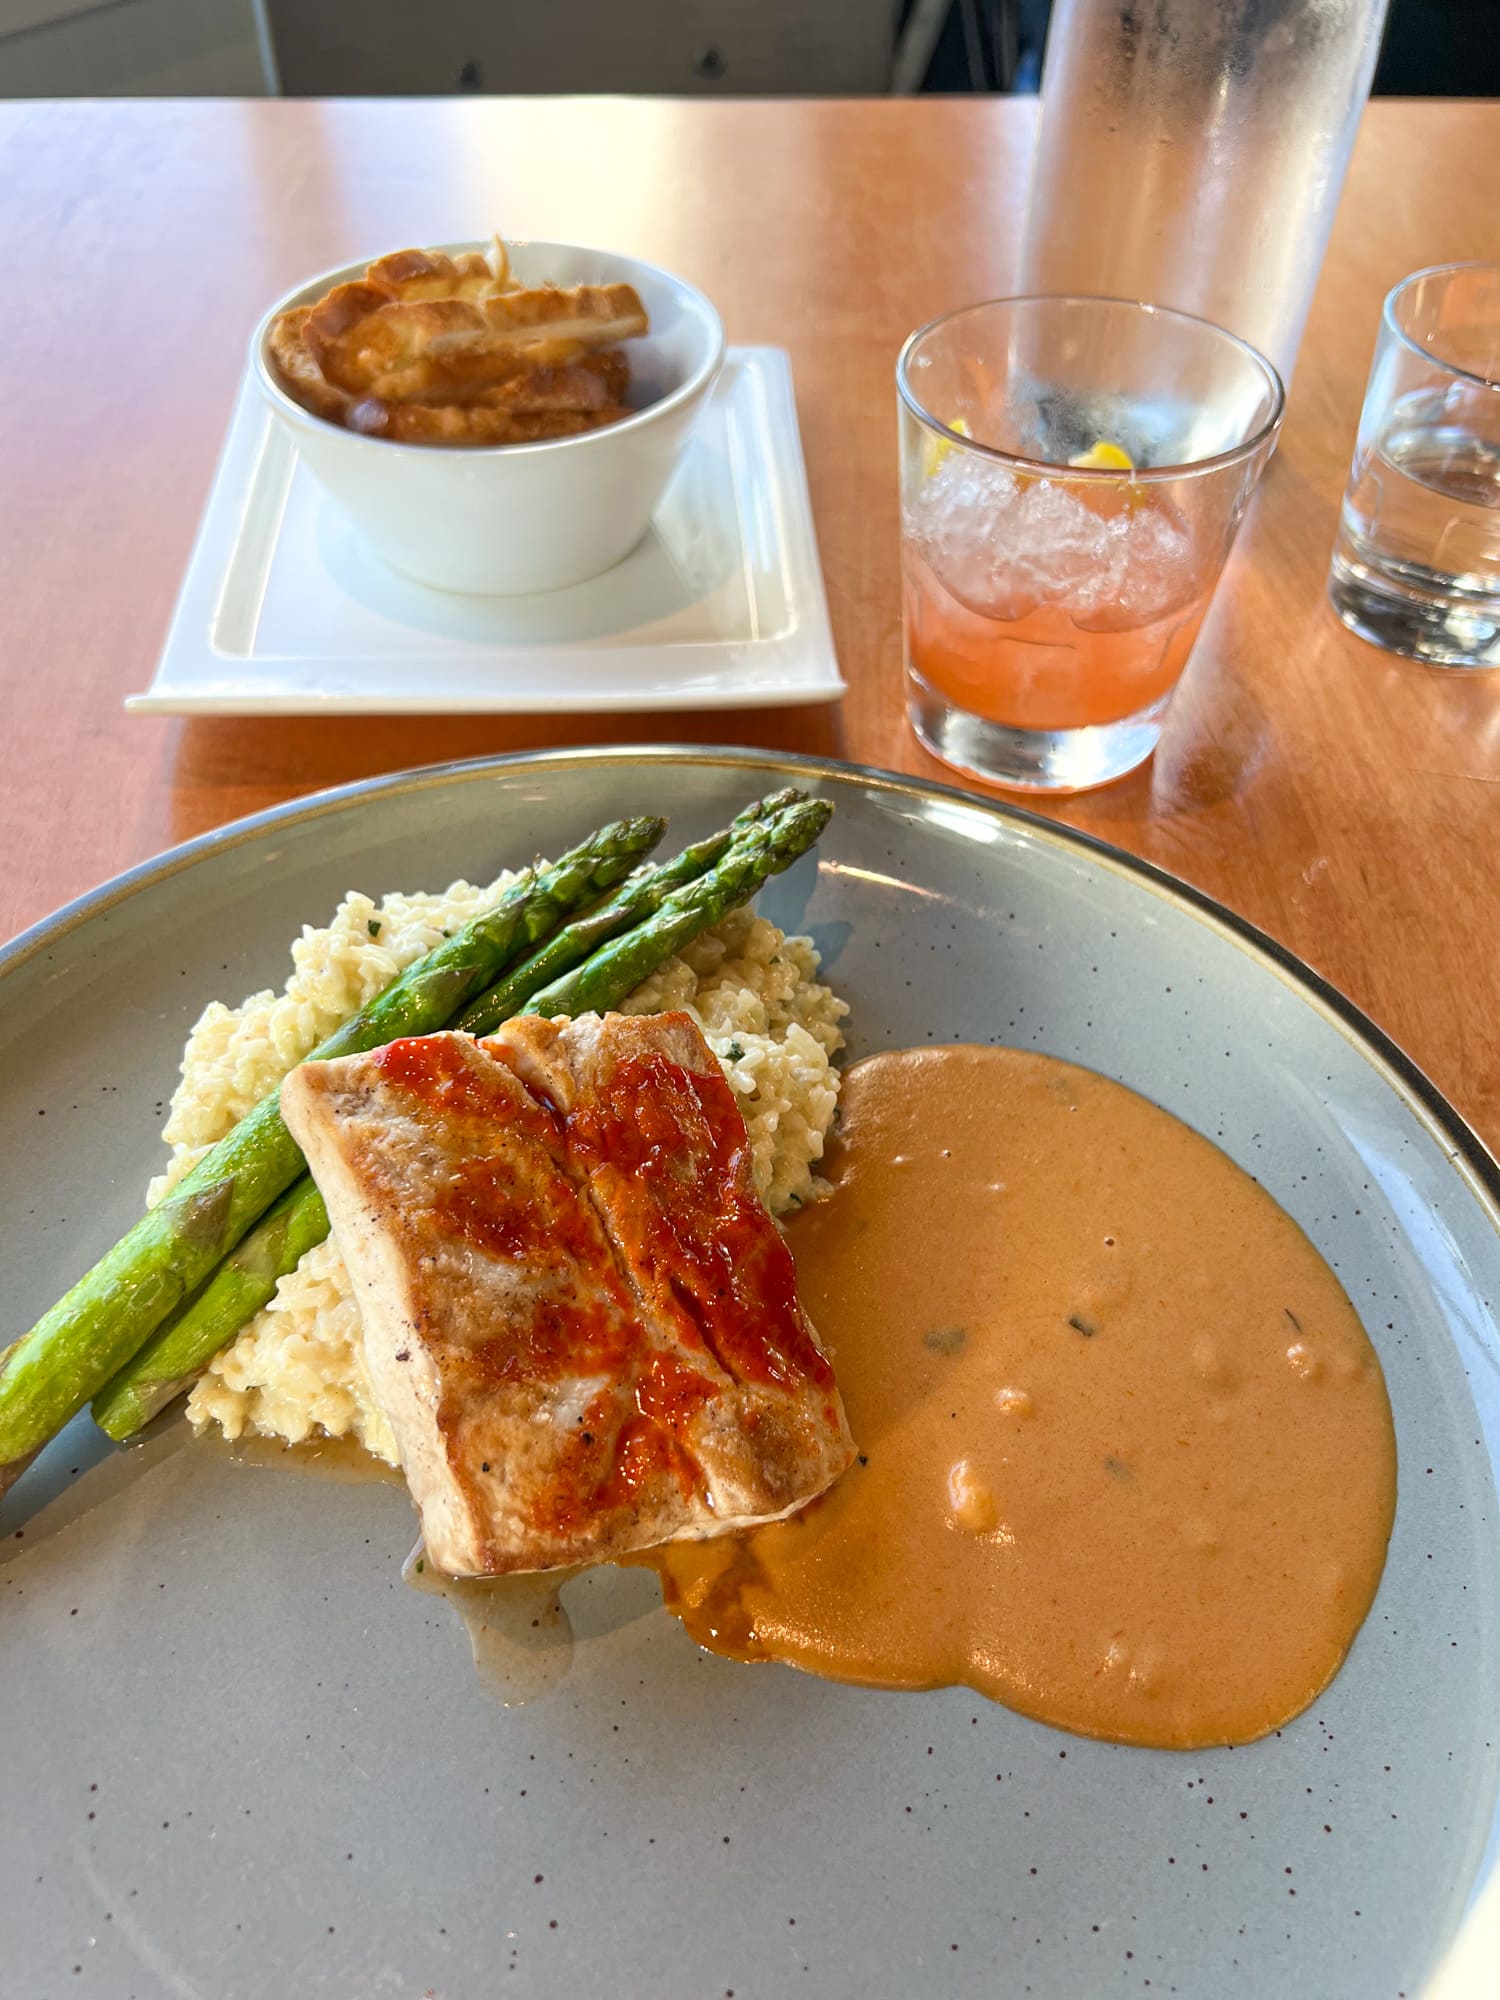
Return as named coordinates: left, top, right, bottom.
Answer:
left=127, top=348, right=844, bottom=716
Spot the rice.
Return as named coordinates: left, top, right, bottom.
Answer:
left=160, top=875, right=848, bottom=1467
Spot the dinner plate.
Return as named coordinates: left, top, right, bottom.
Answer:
left=2, top=747, right=1496, bottom=2000
left=125, top=350, right=845, bottom=716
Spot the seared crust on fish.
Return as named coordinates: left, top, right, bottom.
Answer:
left=280, top=1012, right=854, bottom=1575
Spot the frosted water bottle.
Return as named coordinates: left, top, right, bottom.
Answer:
left=1018, top=0, right=1390, bottom=385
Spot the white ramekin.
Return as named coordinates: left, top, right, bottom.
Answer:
left=251, top=239, right=725, bottom=596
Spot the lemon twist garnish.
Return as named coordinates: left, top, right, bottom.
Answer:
left=1069, top=439, right=1135, bottom=472
left=924, top=415, right=971, bottom=478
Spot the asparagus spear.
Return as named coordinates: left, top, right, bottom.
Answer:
left=454, top=788, right=803, bottom=1039
left=92, top=1182, right=331, bottom=1442
left=526, top=796, right=832, bottom=1018
left=0, top=816, right=664, bottom=1472
left=92, top=790, right=832, bottom=1440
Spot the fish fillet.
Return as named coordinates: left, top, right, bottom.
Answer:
left=280, top=1012, right=854, bottom=1575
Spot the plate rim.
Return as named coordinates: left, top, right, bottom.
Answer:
left=5, top=741, right=1498, bottom=1228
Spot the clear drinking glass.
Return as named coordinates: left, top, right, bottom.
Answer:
left=1019, top=0, right=1390, bottom=388
left=898, top=297, right=1284, bottom=793
left=1328, top=263, right=1500, bottom=670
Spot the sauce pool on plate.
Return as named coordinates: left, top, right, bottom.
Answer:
left=641, top=1046, right=1397, bottom=1749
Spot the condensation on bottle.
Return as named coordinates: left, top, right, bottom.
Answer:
left=1018, top=0, right=1391, bottom=386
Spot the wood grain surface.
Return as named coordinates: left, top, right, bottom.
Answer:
left=1, top=97, right=1497, bottom=1143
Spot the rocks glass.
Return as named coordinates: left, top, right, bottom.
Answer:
left=898, top=297, right=1284, bottom=793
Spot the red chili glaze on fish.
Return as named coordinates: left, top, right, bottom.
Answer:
left=636, top=1349, right=715, bottom=1431
left=376, top=1038, right=646, bottom=1388
left=462, top=1293, right=637, bottom=1393
left=530, top=1390, right=703, bottom=1536
left=565, top=1050, right=832, bottom=1392
left=436, top=1156, right=593, bottom=1269
left=375, top=1034, right=816, bottom=1531
left=371, top=1035, right=560, bottom=1139
left=600, top=1416, right=701, bottom=1508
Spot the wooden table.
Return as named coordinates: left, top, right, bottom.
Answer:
left=2, top=97, right=1498, bottom=1143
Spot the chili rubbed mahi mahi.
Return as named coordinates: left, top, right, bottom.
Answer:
left=279, top=1011, right=855, bottom=1575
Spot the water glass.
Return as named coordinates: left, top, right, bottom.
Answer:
left=1328, top=263, right=1500, bottom=670
left=897, top=297, right=1284, bottom=793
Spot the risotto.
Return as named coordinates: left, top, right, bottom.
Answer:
left=146, top=869, right=848, bottom=1467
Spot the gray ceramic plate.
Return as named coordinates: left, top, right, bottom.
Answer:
left=2, top=747, right=1497, bottom=2000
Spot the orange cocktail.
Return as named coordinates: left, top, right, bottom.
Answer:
left=902, top=535, right=1213, bottom=735
left=897, top=298, right=1283, bottom=792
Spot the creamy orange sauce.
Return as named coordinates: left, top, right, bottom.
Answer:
left=643, top=1047, right=1397, bottom=1749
